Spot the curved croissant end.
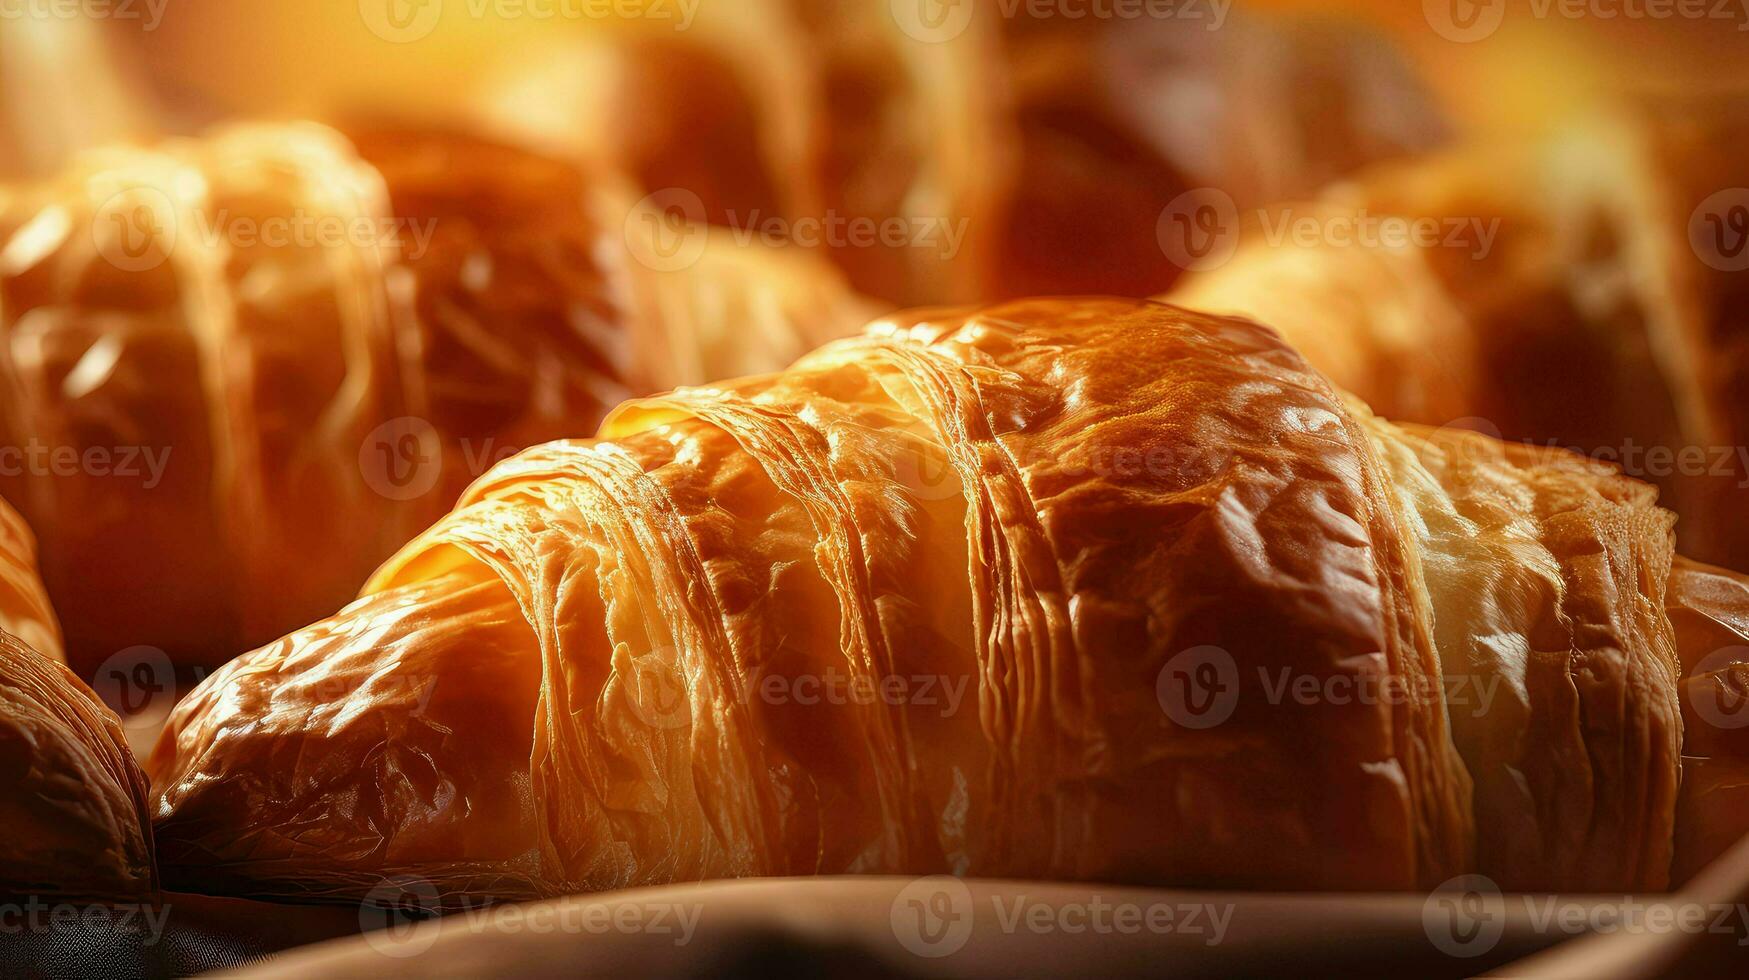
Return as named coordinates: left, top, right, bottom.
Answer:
left=152, top=298, right=1689, bottom=904
left=0, top=632, right=155, bottom=900
left=0, top=491, right=146, bottom=900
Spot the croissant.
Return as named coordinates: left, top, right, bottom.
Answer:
left=0, top=492, right=152, bottom=900
left=149, top=296, right=1731, bottom=907
left=0, top=122, right=866, bottom=677
left=1173, top=97, right=1749, bottom=571
left=468, top=3, right=1445, bottom=305
left=0, top=493, right=61, bottom=664
left=1668, top=558, right=1749, bottom=884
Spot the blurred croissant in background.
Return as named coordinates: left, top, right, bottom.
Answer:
left=0, top=122, right=869, bottom=678
left=42, top=1, right=1449, bottom=307
left=468, top=1, right=1452, bottom=304
left=148, top=298, right=1749, bottom=907
left=1174, top=96, right=1749, bottom=570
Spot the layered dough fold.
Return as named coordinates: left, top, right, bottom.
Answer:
left=151, top=299, right=1701, bottom=902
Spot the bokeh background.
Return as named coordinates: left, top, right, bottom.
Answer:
left=7, top=0, right=1748, bottom=169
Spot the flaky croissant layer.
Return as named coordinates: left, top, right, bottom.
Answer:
left=150, top=298, right=1732, bottom=905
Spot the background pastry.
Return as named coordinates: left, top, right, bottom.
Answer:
left=0, top=123, right=868, bottom=678
left=1174, top=98, right=1749, bottom=571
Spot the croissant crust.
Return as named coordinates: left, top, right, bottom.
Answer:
left=151, top=298, right=1685, bottom=901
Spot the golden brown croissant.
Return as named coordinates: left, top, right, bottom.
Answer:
left=0, top=491, right=151, bottom=900
left=151, top=297, right=1718, bottom=906
left=0, top=633, right=155, bottom=901
left=0, top=122, right=866, bottom=677
left=1173, top=97, right=1749, bottom=571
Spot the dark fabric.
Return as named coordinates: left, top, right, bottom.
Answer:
left=0, top=893, right=358, bottom=980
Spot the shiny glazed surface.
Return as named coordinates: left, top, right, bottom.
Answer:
left=149, top=299, right=1717, bottom=904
